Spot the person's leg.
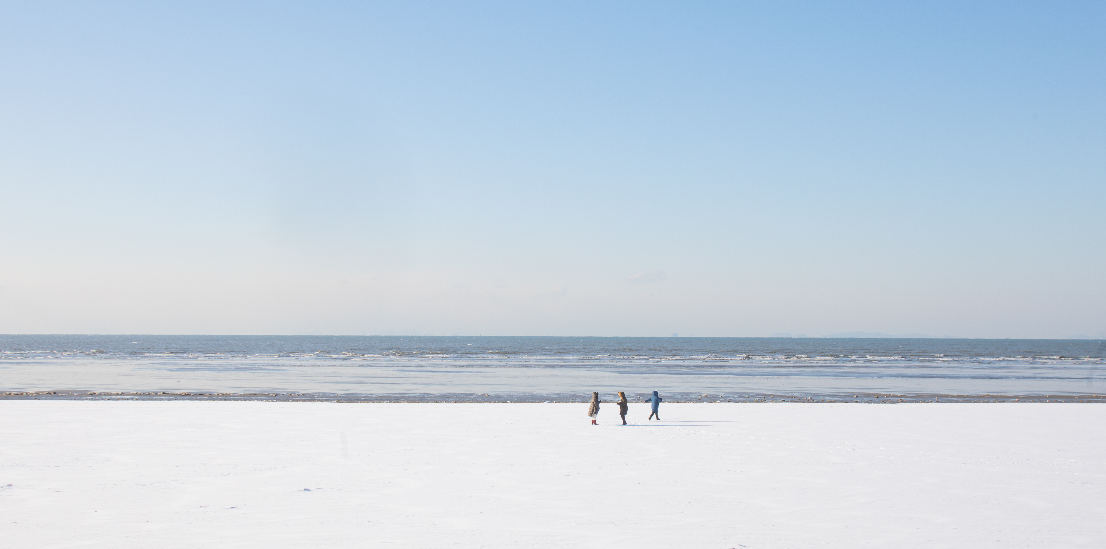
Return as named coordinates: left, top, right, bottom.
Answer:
left=621, top=413, right=626, bottom=425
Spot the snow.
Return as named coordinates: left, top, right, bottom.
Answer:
left=1, top=402, right=1104, bottom=548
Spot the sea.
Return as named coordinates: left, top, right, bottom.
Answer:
left=1, top=335, right=1104, bottom=402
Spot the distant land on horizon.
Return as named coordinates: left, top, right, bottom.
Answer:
left=822, top=332, right=944, bottom=339
left=769, top=332, right=941, bottom=339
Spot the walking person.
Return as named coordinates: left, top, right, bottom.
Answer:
left=587, top=392, right=600, bottom=425
left=616, top=391, right=629, bottom=425
left=647, top=390, right=662, bottom=420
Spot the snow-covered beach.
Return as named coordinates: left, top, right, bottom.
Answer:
left=2, top=401, right=1103, bottom=548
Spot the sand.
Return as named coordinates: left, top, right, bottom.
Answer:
left=1, top=402, right=1103, bottom=547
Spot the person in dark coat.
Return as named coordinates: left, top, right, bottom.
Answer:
left=587, top=392, right=600, bottom=425
left=647, top=390, right=662, bottom=420
left=616, top=391, right=629, bottom=425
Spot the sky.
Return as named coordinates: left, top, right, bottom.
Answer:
left=1, top=1, right=1103, bottom=338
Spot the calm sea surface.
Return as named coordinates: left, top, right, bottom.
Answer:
left=2, top=335, right=1104, bottom=401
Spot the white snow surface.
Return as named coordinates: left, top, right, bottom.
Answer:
left=1, top=402, right=1104, bottom=548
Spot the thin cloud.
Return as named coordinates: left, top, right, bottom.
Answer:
left=626, top=270, right=665, bottom=284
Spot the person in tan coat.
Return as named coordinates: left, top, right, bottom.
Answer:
left=587, top=392, right=600, bottom=425
left=616, top=391, right=629, bottom=425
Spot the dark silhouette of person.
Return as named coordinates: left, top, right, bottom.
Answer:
left=616, top=391, right=628, bottom=425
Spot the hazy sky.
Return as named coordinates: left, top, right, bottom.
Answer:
left=1, top=1, right=1103, bottom=337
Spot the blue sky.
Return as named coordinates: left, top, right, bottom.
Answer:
left=1, top=1, right=1103, bottom=337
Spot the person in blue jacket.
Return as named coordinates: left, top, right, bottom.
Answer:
left=647, top=390, right=662, bottom=420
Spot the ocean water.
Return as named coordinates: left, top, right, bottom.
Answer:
left=2, top=335, right=1104, bottom=402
